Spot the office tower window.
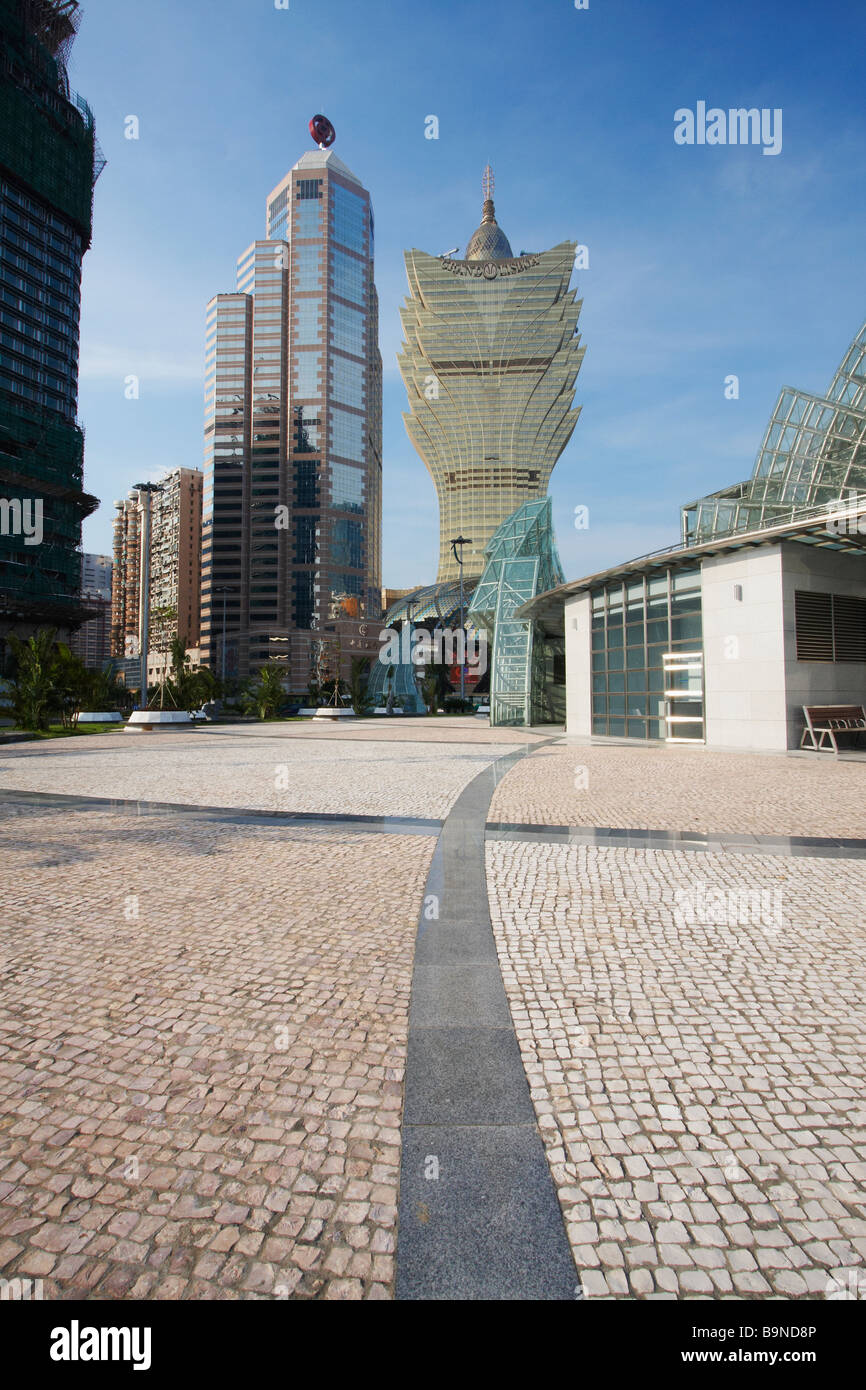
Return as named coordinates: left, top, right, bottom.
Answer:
left=294, top=299, right=321, bottom=345
left=294, top=459, right=319, bottom=505
left=295, top=244, right=321, bottom=290
left=331, top=462, right=364, bottom=513
left=332, top=249, right=365, bottom=306
left=295, top=351, right=321, bottom=397
left=294, top=515, right=318, bottom=563
left=331, top=184, right=367, bottom=253
left=294, top=573, right=315, bottom=628
left=330, top=302, right=364, bottom=356
left=332, top=519, right=363, bottom=569
left=293, top=408, right=320, bottom=454
left=296, top=201, right=321, bottom=237
left=331, top=355, right=364, bottom=409
left=331, top=407, right=364, bottom=462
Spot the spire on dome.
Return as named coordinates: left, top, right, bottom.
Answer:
left=465, top=164, right=513, bottom=261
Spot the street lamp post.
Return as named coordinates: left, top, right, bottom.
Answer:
left=133, top=482, right=163, bottom=708
left=214, top=586, right=237, bottom=685
left=449, top=535, right=473, bottom=701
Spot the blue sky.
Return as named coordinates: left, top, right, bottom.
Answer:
left=70, top=0, right=866, bottom=587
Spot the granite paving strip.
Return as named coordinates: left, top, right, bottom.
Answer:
left=486, top=838, right=866, bottom=1299
left=0, top=801, right=436, bottom=1300
left=0, top=788, right=442, bottom=837
left=485, top=823, right=866, bottom=860
left=396, top=742, right=578, bottom=1300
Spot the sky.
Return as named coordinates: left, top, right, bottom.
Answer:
left=69, top=0, right=866, bottom=588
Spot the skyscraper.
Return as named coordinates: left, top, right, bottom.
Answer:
left=201, top=139, right=382, bottom=687
left=69, top=551, right=112, bottom=668
left=0, top=0, right=102, bottom=660
left=397, top=168, right=584, bottom=584
left=111, top=469, right=203, bottom=660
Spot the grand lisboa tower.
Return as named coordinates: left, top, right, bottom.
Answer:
left=396, top=166, right=585, bottom=588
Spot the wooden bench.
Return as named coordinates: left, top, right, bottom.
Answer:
left=801, top=704, right=866, bottom=753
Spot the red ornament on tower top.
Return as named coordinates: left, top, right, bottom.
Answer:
left=309, top=114, right=336, bottom=149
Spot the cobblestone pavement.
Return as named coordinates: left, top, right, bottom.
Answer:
left=0, top=722, right=528, bottom=821
left=0, top=802, right=435, bottom=1300
left=488, top=742, right=866, bottom=838
left=487, top=838, right=866, bottom=1299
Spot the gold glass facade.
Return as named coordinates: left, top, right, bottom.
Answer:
left=398, top=200, right=585, bottom=582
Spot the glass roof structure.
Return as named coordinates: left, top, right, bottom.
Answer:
left=365, top=627, right=426, bottom=714
left=467, top=497, right=564, bottom=726
left=683, top=320, right=866, bottom=544
left=382, top=578, right=472, bottom=627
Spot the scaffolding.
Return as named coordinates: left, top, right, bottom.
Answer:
left=0, top=389, right=97, bottom=628
left=0, top=0, right=104, bottom=244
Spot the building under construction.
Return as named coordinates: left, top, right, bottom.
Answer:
left=0, top=0, right=103, bottom=664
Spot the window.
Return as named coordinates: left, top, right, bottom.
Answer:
left=795, top=590, right=866, bottom=662
left=294, top=351, right=321, bottom=397
left=331, top=355, right=364, bottom=408
left=332, top=519, right=362, bottom=568
left=332, top=249, right=365, bottom=306
left=331, top=462, right=364, bottom=512
left=292, top=408, right=320, bottom=454
left=294, top=515, right=317, bottom=563
left=294, top=244, right=321, bottom=290
left=295, top=202, right=321, bottom=238
left=294, top=459, right=319, bottom=506
left=330, top=302, right=364, bottom=357
left=293, top=572, right=315, bottom=627
left=294, top=299, right=321, bottom=346
left=331, top=184, right=366, bottom=253
left=330, top=407, right=364, bottom=461
left=589, top=569, right=703, bottom=741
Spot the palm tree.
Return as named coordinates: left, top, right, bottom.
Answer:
left=88, top=662, right=130, bottom=714
left=7, top=629, right=61, bottom=731
left=349, top=656, right=373, bottom=716
left=242, top=663, right=286, bottom=720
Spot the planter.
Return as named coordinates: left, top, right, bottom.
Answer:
left=125, top=710, right=194, bottom=733
left=312, top=707, right=356, bottom=721
left=77, top=712, right=123, bottom=724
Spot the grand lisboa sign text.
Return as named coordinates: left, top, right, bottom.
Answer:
left=437, top=254, right=540, bottom=279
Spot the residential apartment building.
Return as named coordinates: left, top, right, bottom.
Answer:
left=110, top=469, right=202, bottom=660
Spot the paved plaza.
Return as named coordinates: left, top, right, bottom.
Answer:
left=1, top=721, right=864, bottom=1299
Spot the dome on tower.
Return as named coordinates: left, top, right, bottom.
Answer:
left=465, top=165, right=513, bottom=260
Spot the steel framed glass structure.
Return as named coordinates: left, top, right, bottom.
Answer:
left=683, top=322, right=866, bottom=544
left=468, top=498, right=564, bottom=726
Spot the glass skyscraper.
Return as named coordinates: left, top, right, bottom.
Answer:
left=397, top=170, right=585, bottom=583
left=0, top=0, right=102, bottom=656
left=201, top=147, right=382, bottom=684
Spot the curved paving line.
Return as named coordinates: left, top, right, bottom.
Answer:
left=0, top=788, right=441, bottom=836
left=396, top=740, right=578, bottom=1301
